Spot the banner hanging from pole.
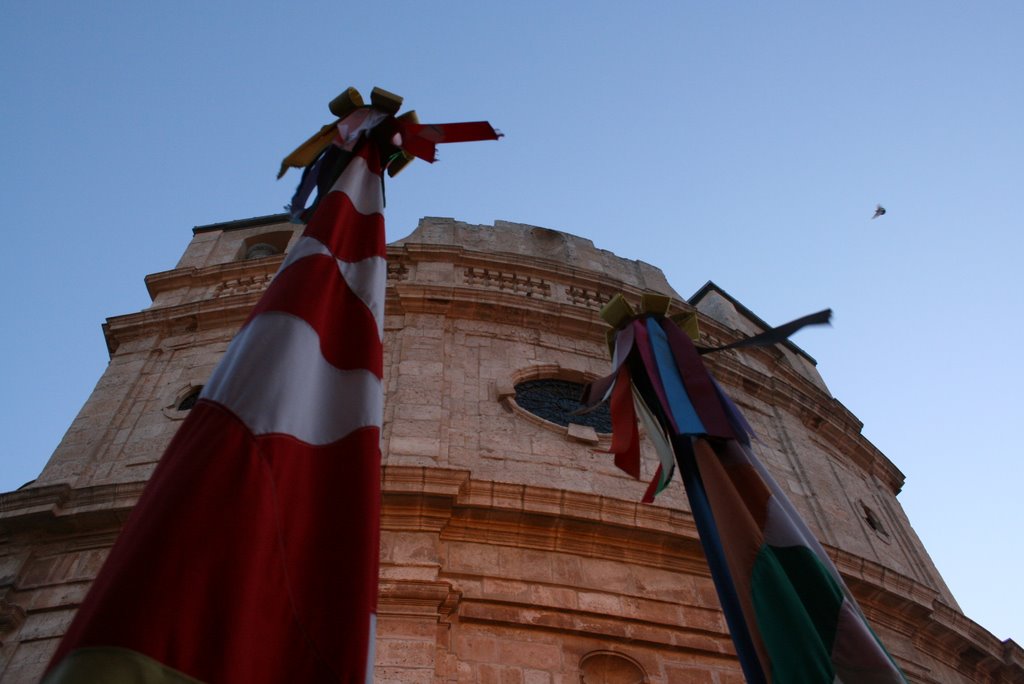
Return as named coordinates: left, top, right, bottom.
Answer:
left=44, top=86, right=500, bottom=684
left=581, top=295, right=907, bottom=683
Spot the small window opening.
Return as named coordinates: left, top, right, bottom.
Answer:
left=237, top=230, right=294, bottom=261
left=177, top=387, right=203, bottom=411
left=861, top=502, right=887, bottom=535
left=245, top=243, right=280, bottom=260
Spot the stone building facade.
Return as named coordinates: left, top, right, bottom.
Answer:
left=1, top=215, right=1021, bottom=682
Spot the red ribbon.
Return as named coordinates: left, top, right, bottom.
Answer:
left=603, top=364, right=641, bottom=479
left=396, top=121, right=502, bottom=163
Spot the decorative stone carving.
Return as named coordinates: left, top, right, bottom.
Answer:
left=463, top=267, right=550, bottom=298
left=213, top=273, right=273, bottom=298
left=567, top=285, right=613, bottom=308
left=387, top=261, right=410, bottom=282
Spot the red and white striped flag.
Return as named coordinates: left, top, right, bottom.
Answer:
left=45, top=138, right=387, bottom=683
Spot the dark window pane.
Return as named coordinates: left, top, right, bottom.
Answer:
left=514, top=379, right=611, bottom=433
left=177, top=387, right=202, bottom=411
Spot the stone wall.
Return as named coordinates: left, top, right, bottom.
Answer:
left=2, top=216, right=1021, bottom=682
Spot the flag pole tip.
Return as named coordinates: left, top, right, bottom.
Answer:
left=328, top=87, right=365, bottom=118
left=370, top=87, right=403, bottom=115
left=600, top=294, right=636, bottom=329
left=640, top=293, right=672, bottom=317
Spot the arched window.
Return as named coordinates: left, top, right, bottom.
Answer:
left=244, top=242, right=280, bottom=260
left=579, top=651, right=646, bottom=683
left=237, top=230, right=294, bottom=261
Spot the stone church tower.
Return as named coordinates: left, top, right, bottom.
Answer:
left=1, top=215, right=1021, bottom=682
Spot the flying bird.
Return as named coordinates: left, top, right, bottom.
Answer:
left=872, top=204, right=886, bottom=219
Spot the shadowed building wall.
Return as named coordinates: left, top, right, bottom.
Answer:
left=1, top=216, right=1021, bottom=682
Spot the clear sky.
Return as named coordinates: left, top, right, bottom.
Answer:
left=2, top=1, right=1021, bottom=643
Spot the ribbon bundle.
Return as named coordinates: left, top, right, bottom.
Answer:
left=279, top=85, right=502, bottom=222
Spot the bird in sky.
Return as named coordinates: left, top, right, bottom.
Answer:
left=872, top=204, right=886, bottom=219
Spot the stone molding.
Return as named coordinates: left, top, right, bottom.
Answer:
left=0, top=482, right=143, bottom=535
left=0, top=468, right=940, bottom=610
left=102, top=292, right=258, bottom=355
left=2, top=468, right=1020, bottom=680
left=379, top=579, right=461, bottom=620
left=378, top=465, right=1023, bottom=681
left=454, top=599, right=734, bottom=660
left=143, top=255, right=285, bottom=301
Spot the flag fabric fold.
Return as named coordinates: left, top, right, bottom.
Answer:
left=586, top=295, right=906, bottom=683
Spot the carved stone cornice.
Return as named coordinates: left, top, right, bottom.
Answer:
left=390, top=283, right=609, bottom=341
left=0, top=482, right=143, bottom=536
left=102, top=292, right=262, bottom=354
left=919, top=602, right=1024, bottom=681
left=4, top=467, right=1019, bottom=680
left=385, top=244, right=668, bottom=342
left=454, top=598, right=737, bottom=658
left=0, top=470, right=943, bottom=612
left=378, top=578, right=461, bottom=619
left=388, top=242, right=674, bottom=301
left=143, top=256, right=284, bottom=301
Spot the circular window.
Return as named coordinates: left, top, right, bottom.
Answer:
left=514, top=379, right=612, bottom=433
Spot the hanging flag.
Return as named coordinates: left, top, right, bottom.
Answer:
left=583, top=294, right=907, bottom=683
left=45, top=87, right=499, bottom=684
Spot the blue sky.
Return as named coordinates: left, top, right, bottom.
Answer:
left=2, top=1, right=1021, bottom=642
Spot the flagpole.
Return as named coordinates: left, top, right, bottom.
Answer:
left=44, top=87, right=500, bottom=684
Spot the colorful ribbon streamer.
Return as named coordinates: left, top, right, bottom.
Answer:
left=279, top=86, right=502, bottom=222
left=583, top=295, right=906, bottom=682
